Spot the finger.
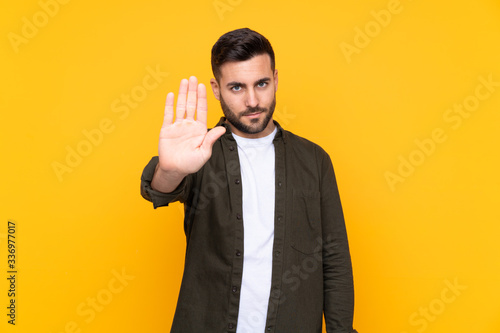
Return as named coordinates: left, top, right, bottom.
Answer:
left=185, top=76, right=198, bottom=120
left=196, top=83, right=208, bottom=125
left=175, top=78, right=189, bottom=121
left=201, top=126, right=226, bottom=152
left=162, top=92, right=175, bottom=127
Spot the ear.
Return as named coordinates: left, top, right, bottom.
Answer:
left=273, top=69, right=278, bottom=92
left=210, top=78, right=220, bottom=101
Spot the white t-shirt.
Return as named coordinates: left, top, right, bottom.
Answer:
left=233, top=127, right=277, bottom=333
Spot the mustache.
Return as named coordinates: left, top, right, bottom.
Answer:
left=240, top=106, right=267, bottom=116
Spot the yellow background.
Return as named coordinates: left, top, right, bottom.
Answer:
left=1, top=0, right=500, bottom=332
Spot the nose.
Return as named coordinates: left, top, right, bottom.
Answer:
left=245, top=88, right=259, bottom=108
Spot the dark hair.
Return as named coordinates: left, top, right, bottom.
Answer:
left=211, top=28, right=275, bottom=81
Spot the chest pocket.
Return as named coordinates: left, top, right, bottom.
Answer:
left=290, top=189, right=322, bottom=255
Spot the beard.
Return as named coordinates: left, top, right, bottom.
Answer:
left=220, top=94, right=276, bottom=135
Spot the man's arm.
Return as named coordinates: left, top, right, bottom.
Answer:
left=151, top=163, right=186, bottom=193
left=319, top=148, right=356, bottom=332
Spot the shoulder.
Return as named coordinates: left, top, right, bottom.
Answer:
left=281, top=128, right=331, bottom=161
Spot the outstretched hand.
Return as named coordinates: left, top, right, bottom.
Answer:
left=152, top=76, right=225, bottom=192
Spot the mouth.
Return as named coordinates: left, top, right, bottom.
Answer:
left=243, top=112, right=263, bottom=119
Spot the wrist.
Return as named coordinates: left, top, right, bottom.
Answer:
left=151, top=164, right=187, bottom=193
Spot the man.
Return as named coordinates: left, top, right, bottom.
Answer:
left=141, top=28, right=357, bottom=333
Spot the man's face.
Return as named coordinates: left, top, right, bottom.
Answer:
left=210, top=53, right=278, bottom=138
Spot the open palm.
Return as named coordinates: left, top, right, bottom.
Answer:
left=158, top=76, right=225, bottom=177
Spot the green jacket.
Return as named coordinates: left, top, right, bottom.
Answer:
left=141, top=118, right=356, bottom=333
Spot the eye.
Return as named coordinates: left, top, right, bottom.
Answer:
left=231, top=85, right=242, bottom=92
left=257, top=81, right=268, bottom=88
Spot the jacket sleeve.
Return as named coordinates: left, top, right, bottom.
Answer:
left=318, top=147, right=357, bottom=333
left=140, top=156, right=192, bottom=209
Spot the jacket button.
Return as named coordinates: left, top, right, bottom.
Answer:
left=229, top=145, right=235, bottom=151
left=234, top=179, right=240, bottom=184
left=232, top=286, right=238, bottom=293
left=228, top=323, right=234, bottom=329
left=236, top=250, right=241, bottom=256
left=236, top=213, right=242, bottom=220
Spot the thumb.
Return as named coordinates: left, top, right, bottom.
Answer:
left=201, top=126, right=226, bottom=152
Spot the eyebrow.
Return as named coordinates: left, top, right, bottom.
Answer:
left=226, top=77, right=271, bottom=88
